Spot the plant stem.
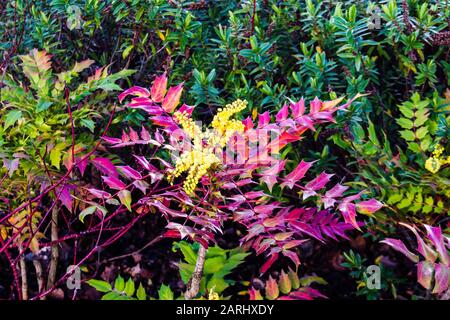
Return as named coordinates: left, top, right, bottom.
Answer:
left=19, top=245, right=28, bottom=300
left=46, top=206, right=59, bottom=290
left=32, top=259, right=45, bottom=300
left=184, top=244, right=207, bottom=300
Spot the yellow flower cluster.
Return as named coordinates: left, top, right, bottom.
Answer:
left=173, top=111, right=203, bottom=145
left=425, top=144, right=450, bottom=174
left=168, top=99, right=248, bottom=195
left=210, top=99, right=247, bottom=147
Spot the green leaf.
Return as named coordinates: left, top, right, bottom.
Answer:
left=158, top=284, right=174, bottom=300
left=177, top=242, right=198, bottom=265
left=118, top=189, right=132, bottom=211
left=399, top=105, right=414, bottom=118
left=36, top=101, right=52, bottom=112
left=136, top=283, right=146, bottom=300
left=87, top=279, right=112, bottom=293
left=397, top=118, right=414, bottom=129
left=399, top=130, right=415, bottom=141
left=79, top=206, right=97, bottom=223
left=50, top=147, right=63, bottom=169
left=122, top=45, right=134, bottom=59
left=203, top=256, right=225, bottom=274
left=367, top=119, right=380, bottom=146
left=415, top=126, right=428, bottom=139
left=3, top=110, right=22, bottom=130
left=80, top=119, right=95, bottom=133
left=124, top=278, right=135, bottom=296
left=114, top=275, right=125, bottom=292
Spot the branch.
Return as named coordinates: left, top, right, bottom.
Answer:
left=184, top=244, right=207, bottom=300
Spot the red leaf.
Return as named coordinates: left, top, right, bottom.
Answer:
left=162, top=83, right=183, bottom=113
left=282, top=249, right=301, bottom=268
left=179, top=103, right=194, bottom=116
left=249, top=288, right=263, bottom=300
left=303, top=172, right=333, bottom=199
left=118, top=86, right=150, bottom=103
left=289, top=98, right=305, bottom=118
left=150, top=115, right=176, bottom=127
left=261, top=253, right=279, bottom=275
left=276, top=104, right=289, bottom=121
left=309, top=97, right=322, bottom=114
left=260, top=161, right=285, bottom=191
left=265, top=276, right=279, bottom=300
left=338, top=202, right=359, bottom=230
left=242, top=116, right=254, bottom=130
left=281, top=160, right=314, bottom=189
left=129, top=127, right=139, bottom=141
left=150, top=73, right=167, bottom=102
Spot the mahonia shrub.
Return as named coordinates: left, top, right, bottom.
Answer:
left=79, top=73, right=382, bottom=292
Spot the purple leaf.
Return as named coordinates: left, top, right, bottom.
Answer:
left=417, top=261, right=434, bottom=290
left=433, top=263, right=450, bottom=294
left=356, top=199, right=383, bottom=215
left=102, top=176, right=126, bottom=190
left=282, top=249, right=301, bottom=268
left=400, top=223, right=437, bottom=263
left=179, top=103, right=194, bottom=116
left=322, top=183, right=349, bottom=209
left=380, top=238, right=419, bottom=262
left=91, top=157, right=118, bottom=177
left=338, top=202, right=359, bottom=231
left=424, top=225, right=449, bottom=266
left=258, top=111, right=270, bottom=128
left=86, top=188, right=112, bottom=199
left=117, top=165, right=142, bottom=180
left=133, top=155, right=157, bottom=171
left=102, top=136, right=122, bottom=144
